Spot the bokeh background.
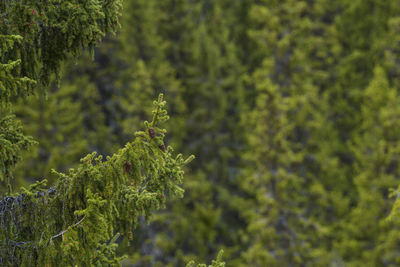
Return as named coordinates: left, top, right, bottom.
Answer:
left=10, top=0, right=400, bottom=266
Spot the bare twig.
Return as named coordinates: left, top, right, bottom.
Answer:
left=50, top=216, right=85, bottom=241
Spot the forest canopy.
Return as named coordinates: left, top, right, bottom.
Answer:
left=2, top=0, right=400, bottom=266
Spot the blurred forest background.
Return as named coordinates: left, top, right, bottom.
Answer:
left=7, top=0, right=400, bottom=266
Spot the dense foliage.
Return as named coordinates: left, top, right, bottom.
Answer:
left=0, top=1, right=217, bottom=266
left=0, top=0, right=122, bottom=189
left=1, top=95, right=195, bottom=266
left=3, top=0, right=400, bottom=266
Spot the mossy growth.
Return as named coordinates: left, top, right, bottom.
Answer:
left=0, top=94, right=195, bottom=266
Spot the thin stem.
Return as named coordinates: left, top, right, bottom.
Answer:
left=50, top=216, right=85, bottom=241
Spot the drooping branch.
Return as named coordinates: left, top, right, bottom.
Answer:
left=0, top=94, right=194, bottom=266
left=0, top=0, right=123, bottom=101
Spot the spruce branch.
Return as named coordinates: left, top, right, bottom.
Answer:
left=0, top=94, right=194, bottom=266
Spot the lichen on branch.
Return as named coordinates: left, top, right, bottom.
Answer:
left=0, top=94, right=194, bottom=266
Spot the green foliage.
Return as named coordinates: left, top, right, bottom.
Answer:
left=0, top=35, right=37, bottom=192
left=0, top=0, right=122, bottom=93
left=108, top=0, right=400, bottom=266
left=341, top=66, right=400, bottom=265
left=12, top=73, right=110, bottom=189
left=0, top=35, right=36, bottom=102
left=239, top=73, right=324, bottom=266
left=0, top=112, right=36, bottom=191
left=0, top=95, right=194, bottom=266
left=5, top=0, right=400, bottom=266
left=0, top=0, right=122, bottom=191
left=186, top=250, right=225, bottom=267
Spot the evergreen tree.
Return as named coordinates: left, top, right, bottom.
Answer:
left=5, top=0, right=400, bottom=266
left=339, top=67, right=400, bottom=265
left=239, top=0, right=400, bottom=265
left=239, top=70, right=329, bottom=266
left=114, top=1, right=250, bottom=265
left=0, top=0, right=123, bottom=194
left=0, top=94, right=195, bottom=266
left=12, top=72, right=110, bottom=190
left=0, top=1, right=201, bottom=266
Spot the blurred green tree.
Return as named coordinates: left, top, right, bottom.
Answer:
left=0, top=1, right=206, bottom=266
left=5, top=0, right=400, bottom=266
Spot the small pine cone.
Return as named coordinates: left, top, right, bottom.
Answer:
left=158, top=144, right=166, bottom=152
left=124, top=162, right=132, bottom=174
left=148, top=128, right=156, bottom=139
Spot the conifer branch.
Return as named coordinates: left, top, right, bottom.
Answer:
left=0, top=94, right=193, bottom=265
